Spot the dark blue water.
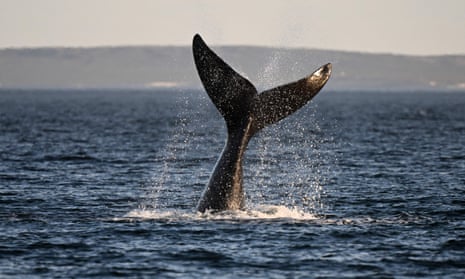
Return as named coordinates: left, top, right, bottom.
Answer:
left=1, top=89, right=464, bottom=278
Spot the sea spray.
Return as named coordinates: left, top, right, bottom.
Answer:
left=248, top=50, right=328, bottom=214
left=141, top=91, right=204, bottom=210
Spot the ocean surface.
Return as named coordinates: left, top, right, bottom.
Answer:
left=1, top=89, right=464, bottom=278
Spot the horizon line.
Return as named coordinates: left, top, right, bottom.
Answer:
left=1, top=43, right=464, bottom=57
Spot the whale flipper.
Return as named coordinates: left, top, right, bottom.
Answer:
left=192, top=34, right=332, bottom=212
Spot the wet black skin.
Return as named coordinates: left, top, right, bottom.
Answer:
left=193, top=34, right=332, bottom=213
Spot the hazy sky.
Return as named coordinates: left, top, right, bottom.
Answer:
left=1, top=0, right=464, bottom=55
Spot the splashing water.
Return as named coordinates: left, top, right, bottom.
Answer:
left=138, top=49, right=332, bottom=216
left=140, top=91, right=209, bottom=211
left=247, top=50, right=330, bottom=214
left=123, top=204, right=318, bottom=222
left=247, top=111, right=328, bottom=215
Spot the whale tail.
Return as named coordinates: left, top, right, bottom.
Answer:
left=192, top=33, right=331, bottom=136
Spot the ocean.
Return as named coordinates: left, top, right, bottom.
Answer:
left=1, top=89, right=464, bottom=278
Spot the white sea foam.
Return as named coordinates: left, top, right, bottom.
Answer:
left=122, top=204, right=318, bottom=222
left=120, top=206, right=433, bottom=226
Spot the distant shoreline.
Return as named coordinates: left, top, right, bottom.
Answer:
left=1, top=46, right=464, bottom=91
left=1, top=88, right=464, bottom=94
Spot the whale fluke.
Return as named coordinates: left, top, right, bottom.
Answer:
left=192, top=34, right=331, bottom=213
left=193, top=34, right=257, bottom=133
left=251, top=63, right=332, bottom=131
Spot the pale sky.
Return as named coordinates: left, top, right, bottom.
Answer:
left=0, top=0, right=464, bottom=55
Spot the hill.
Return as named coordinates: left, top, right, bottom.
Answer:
left=1, top=45, right=464, bottom=91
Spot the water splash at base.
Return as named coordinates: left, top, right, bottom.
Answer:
left=123, top=204, right=318, bottom=222
left=120, top=207, right=434, bottom=226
